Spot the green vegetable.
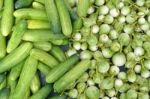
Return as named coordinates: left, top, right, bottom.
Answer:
left=50, top=46, right=66, bottom=62
left=30, top=48, right=58, bottom=68
left=97, top=59, right=110, bottom=74
left=8, top=60, right=24, bottom=81
left=22, top=29, right=65, bottom=42
left=37, top=63, right=51, bottom=75
left=32, top=2, right=45, bottom=9
left=85, top=86, right=100, bottom=99
left=15, top=0, right=33, bottom=9
left=0, top=32, right=6, bottom=59
left=0, top=73, right=5, bottom=83
left=30, top=73, right=41, bottom=94
left=14, top=8, right=48, bottom=21
left=0, top=77, right=6, bottom=90
left=29, top=84, right=52, bottom=99
left=7, top=19, right=27, bottom=53
left=10, top=56, right=38, bottom=99
left=73, top=18, right=83, bottom=32
left=23, top=89, right=30, bottom=99
left=77, top=0, right=90, bottom=17
left=1, top=0, right=13, bottom=36
left=45, top=0, right=61, bottom=34
left=33, top=41, right=52, bottom=51
left=46, top=54, right=79, bottom=83
left=64, top=0, right=78, bottom=20
left=101, top=77, right=114, bottom=89
left=55, top=0, right=72, bottom=37
left=0, top=42, right=32, bottom=73
left=54, top=60, right=91, bottom=92
left=0, top=88, right=10, bottom=99
left=0, top=0, right=3, bottom=11
left=27, top=20, right=50, bottom=29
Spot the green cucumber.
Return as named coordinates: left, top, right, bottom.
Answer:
left=10, top=56, right=38, bottom=99
left=77, top=0, right=90, bottom=17
left=0, top=32, right=6, bottom=59
left=46, top=54, right=79, bottom=83
left=30, top=48, right=58, bottom=68
left=33, top=41, right=52, bottom=51
left=29, top=84, right=52, bottom=99
left=22, top=29, right=65, bottom=42
left=37, top=63, right=51, bottom=75
left=1, top=0, right=14, bottom=36
left=0, top=88, right=10, bottom=99
left=50, top=46, right=66, bottom=62
left=15, top=0, right=34, bottom=9
left=8, top=60, right=24, bottom=81
left=7, top=19, right=27, bottom=53
left=27, top=20, right=50, bottom=29
left=0, top=42, right=33, bottom=73
left=45, top=0, right=61, bottom=34
left=55, top=0, right=72, bottom=37
left=32, top=2, right=45, bottom=9
left=14, top=8, right=48, bottom=21
left=54, top=60, right=91, bottom=92
left=30, top=73, right=41, bottom=94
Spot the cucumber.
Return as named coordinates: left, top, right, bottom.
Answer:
left=54, top=60, right=91, bottom=92
left=30, top=73, right=41, bottom=94
left=0, top=88, right=10, bottom=99
left=7, top=19, right=27, bottom=53
left=27, top=20, right=50, bottom=29
left=0, top=73, right=5, bottom=83
left=0, top=42, right=33, bottom=73
left=0, top=0, right=3, bottom=11
left=45, top=0, right=61, bottom=34
left=1, top=0, right=14, bottom=36
left=32, top=2, right=45, bottom=9
left=0, top=32, right=6, bottom=59
left=64, top=0, right=78, bottom=20
left=55, top=0, right=72, bottom=37
left=50, top=46, right=66, bottom=62
left=8, top=80, right=17, bottom=95
left=46, top=55, right=79, bottom=83
left=23, top=89, right=30, bottom=99
left=15, top=0, right=34, bottom=9
left=22, top=29, right=65, bottom=42
left=73, top=18, right=83, bottom=32
left=50, top=39, right=69, bottom=45
left=0, top=77, right=6, bottom=90
left=77, top=0, right=90, bottom=17
left=8, top=60, right=24, bottom=81
left=14, top=8, right=48, bottom=21
left=10, top=56, right=38, bottom=99
left=29, top=84, right=52, bottom=99
left=37, top=63, right=51, bottom=75
left=30, top=48, right=58, bottom=68
left=33, top=41, right=52, bottom=51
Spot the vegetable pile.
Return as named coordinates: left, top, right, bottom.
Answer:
left=0, top=0, right=150, bottom=99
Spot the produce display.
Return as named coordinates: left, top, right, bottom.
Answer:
left=0, top=0, right=150, bottom=99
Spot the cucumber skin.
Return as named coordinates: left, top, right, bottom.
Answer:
left=54, top=60, right=91, bottom=92
left=46, top=54, right=79, bottom=83
left=10, top=56, right=38, bottom=99
left=0, top=42, right=33, bottom=73
left=55, top=0, right=72, bottom=37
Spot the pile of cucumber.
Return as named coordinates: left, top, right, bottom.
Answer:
left=0, top=0, right=85, bottom=98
